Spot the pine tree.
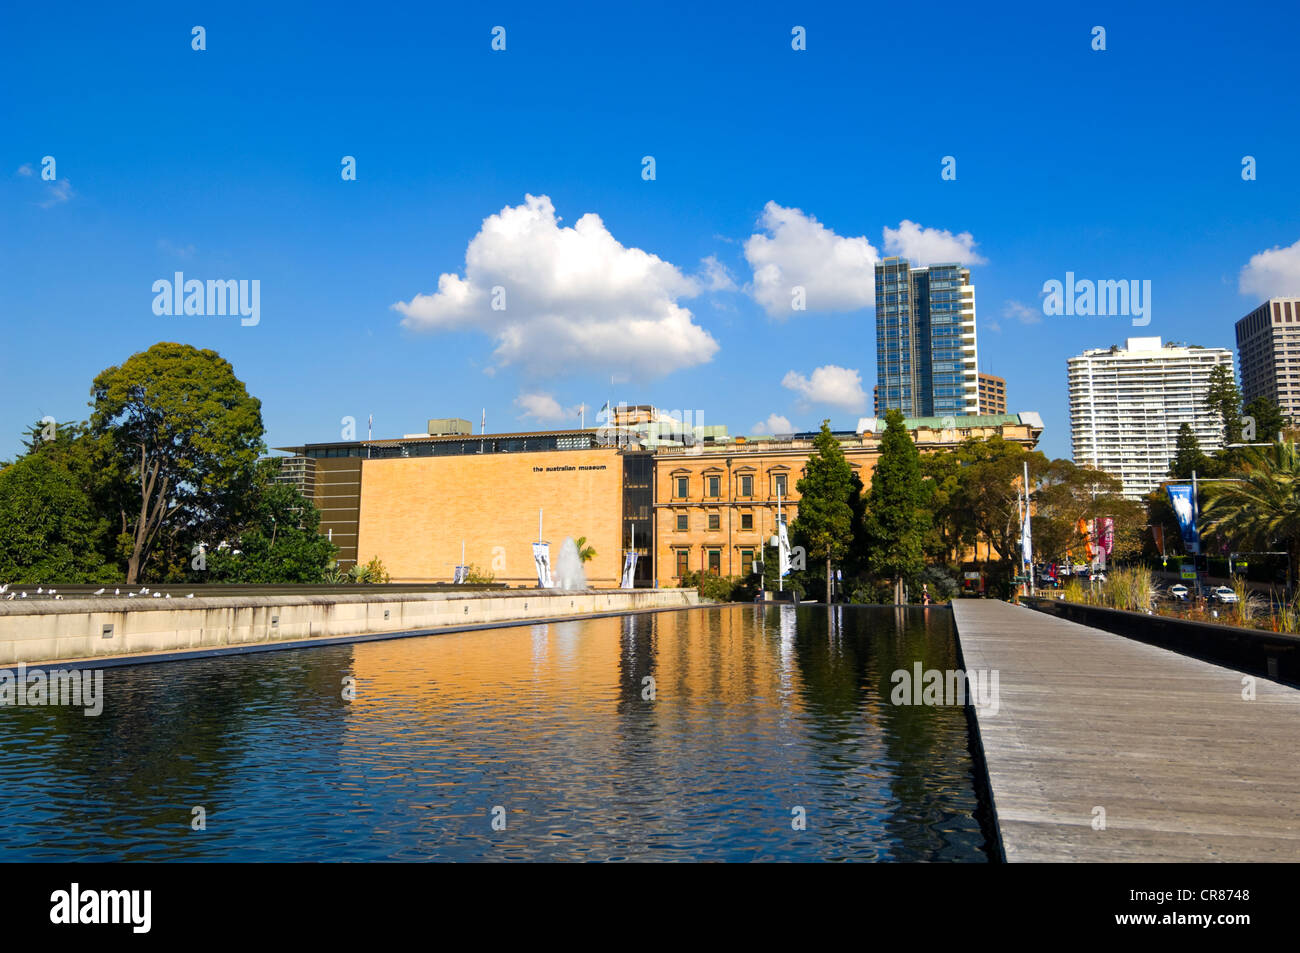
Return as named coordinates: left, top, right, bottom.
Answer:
left=1205, top=364, right=1243, bottom=446
left=863, top=409, right=930, bottom=603
left=791, top=421, right=856, bottom=604
left=1169, top=422, right=1210, bottom=479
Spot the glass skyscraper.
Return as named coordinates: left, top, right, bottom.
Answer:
left=874, top=257, right=979, bottom=418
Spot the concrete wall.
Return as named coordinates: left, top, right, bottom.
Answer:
left=0, top=588, right=700, bottom=666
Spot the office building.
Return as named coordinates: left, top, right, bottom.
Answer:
left=875, top=258, right=979, bottom=418
left=1234, top=297, right=1300, bottom=423
left=1067, top=337, right=1233, bottom=499
left=978, top=373, right=1007, bottom=415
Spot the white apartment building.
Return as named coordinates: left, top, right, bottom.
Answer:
left=1067, top=337, right=1234, bottom=499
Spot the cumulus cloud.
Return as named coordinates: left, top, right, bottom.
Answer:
left=744, top=201, right=878, bottom=317
left=882, top=220, right=986, bottom=266
left=699, top=254, right=738, bottom=292
left=393, top=194, right=719, bottom=377
left=1002, top=299, right=1040, bottom=325
left=750, top=413, right=794, bottom=435
left=781, top=365, right=868, bottom=412
left=514, top=392, right=577, bottom=423
left=1239, top=238, right=1300, bottom=298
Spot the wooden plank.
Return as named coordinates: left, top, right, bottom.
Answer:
left=952, top=600, right=1300, bottom=862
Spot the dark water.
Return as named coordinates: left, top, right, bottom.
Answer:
left=0, top=605, right=990, bottom=861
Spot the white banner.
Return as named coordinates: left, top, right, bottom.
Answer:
left=532, top=542, right=553, bottom=589
left=621, top=551, right=638, bottom=589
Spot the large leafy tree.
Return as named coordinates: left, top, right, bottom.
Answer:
left=0, top=450, right=116, bottom=584
left=949, top=436, right=1049, bottom=568
left=1032, top=460, right=1144, bottom=564
left=863, top=410, right=929, bottom=603
left=89, top=343, right=265, bottom=583
left=1201, top=442, right=1300, bottom=588
left=205, top=461, right=337, bottom=583
left=791, top=420, right=857, bottom=604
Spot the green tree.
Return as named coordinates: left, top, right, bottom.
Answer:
left=950, top=436, right=1049, bottom=570
left=1205, top=364, right=1243, bottom=446
left=575, top=536, right=597, bottom=563
left=791, top=421, right=857, bottom=604
left=863, top=410, right=930, bottom=603
left=204, top=463, right=337, bottom=583
left=89, top=343, right=265, bottom=583
left=0, top=452, right=116, bottom=583
left=1032, top=460, right=1144, bottom=564
left=1168, top=422, right=1211, bottom=480
left=1242, top=395, right=1286, bottom=444
left=1202, top=442, right=1300, bottom=589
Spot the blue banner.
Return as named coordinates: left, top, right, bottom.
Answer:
left=1166, top=484, right=1200, bottom=555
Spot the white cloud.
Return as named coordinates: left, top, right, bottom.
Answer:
left=1002, top=299, right=1040, bottom=325
left=781, top=365, right=868, bottom=412
left=393, top=194, right=719, bottom=377
left=699, top=254, right=737, bottom=292
left=158, top=239, right=197, bottom=259
left=882, top=220, right=986, bottom=266
left=16, top=164, right=33, bottom=177
left=37, top=178, right=74, bottom=208
left=514, top=392, right=577, bottom=423
left=750, top=413, right=794, bottom=435
left=743, top=201, right=878, bottom=317
left=1239, top=238, right=1300, bottom=298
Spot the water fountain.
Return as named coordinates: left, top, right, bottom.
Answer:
left=553, top=537, right=588, bottom=590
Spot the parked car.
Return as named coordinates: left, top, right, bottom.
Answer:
left=1166, top=584, right=1190, bottom=601
left=1210, top=586, right=1239, bottom=604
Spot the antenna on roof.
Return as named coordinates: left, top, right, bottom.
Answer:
left=481, top=408, right=486, bottom=434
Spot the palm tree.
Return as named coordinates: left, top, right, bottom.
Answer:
left=1201, top=442, right=1300, bottom=590
left=575, top=536, right=596, bottom=563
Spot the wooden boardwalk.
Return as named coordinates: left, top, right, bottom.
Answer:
left=952, top=600, right=1300, bottom=862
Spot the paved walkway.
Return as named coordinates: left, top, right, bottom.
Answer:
left=952, top=600, right=1300, bottom=862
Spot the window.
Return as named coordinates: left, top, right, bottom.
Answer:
left=675, top=476, right=689, bottom=498
left=708, top=513, right=720, bottom=531
left=707, top=475, right=720, bottom=498
left=739, top=474, right=753, bottom=497
left=676, top=549, right=689, bottom=578
left=707, top=549, right=721, bottom=575
left=741, top=513, right=753, bottom=531
left=773, top=473, right=788, bottom=497
left=676, top=513, right=688, bottom=532
left=740, top=549, right=754, bottom=575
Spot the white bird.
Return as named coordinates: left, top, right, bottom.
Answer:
left=36, top=587, right=43, bottom=594
left=128, top=593, right=136, bottom=598
left=0, top=584, right=8, bottom=593
left=164, top=593, right=172, bottom=599
left=114, top=588, right=120, bottom=596
left=4, top=593, right=13, bottom=601
left=186, top=593, right=194, bottom=598
left=54, top=595, right=63, bottom=600
left=48, top=589, right=56, bottom=596
left=152, top=592, right=161, bottom=598
left=94, top=588, right=105, bottom=595
left=20, top=592, right=28, bottom=598
left=140, top=587, right=149, bottom=594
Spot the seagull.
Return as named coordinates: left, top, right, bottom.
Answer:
left=152, top=592, right=161, bottom=598
left=94, top=588, right=105, bottom=595
left=114, top=588, right=120, bottom=596
left=0, top=584, right=8, bottom=593
left=20, top=592, right=28, bottom=598
left=4, top=593, right=13, bottom=601
left=140, top=587, right=149, bottom=595
left=48, top=589, right=56, bottom=596
left=164, top=593, right=171, bottom=599
left=128, top=592, right=136, bottom=598
left=36, top=587, right=43, bottom=594
left=186, top=593, right=194, bottom=598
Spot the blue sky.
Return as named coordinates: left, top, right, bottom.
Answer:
left=4, top=1, right=1299, bottom=462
